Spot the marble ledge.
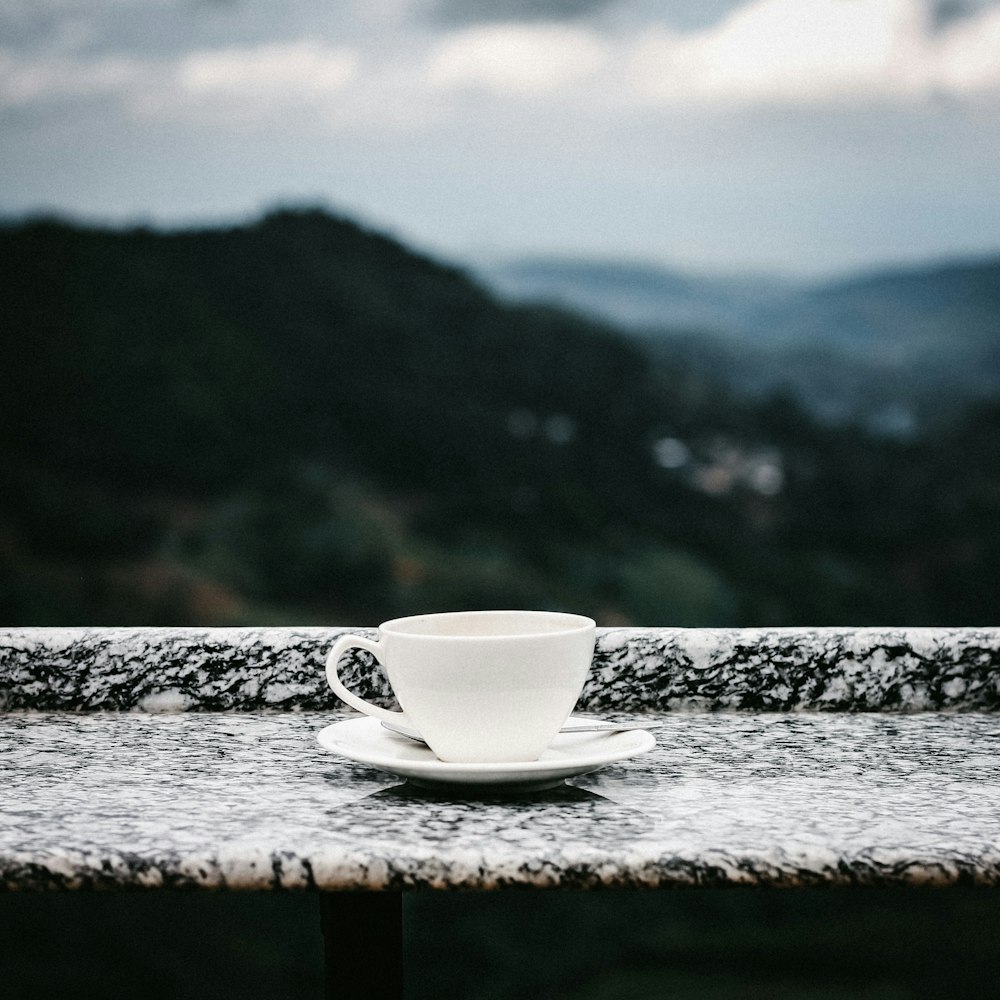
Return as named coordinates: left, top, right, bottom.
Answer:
left=1, top=626, right=999, bottom=713
left=2, top=710, right=999, bottom=891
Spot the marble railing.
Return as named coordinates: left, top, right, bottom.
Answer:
left=4, top=626, right=1000, bottom=891
left=2, top=626, right=999, bottom=712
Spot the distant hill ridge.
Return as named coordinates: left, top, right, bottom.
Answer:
left=482, top=251, right=1000, bottom=425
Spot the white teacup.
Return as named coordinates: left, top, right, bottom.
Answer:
left=325, top=610, right=596, bottom=763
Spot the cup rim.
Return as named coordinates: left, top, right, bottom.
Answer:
left=377, top=609, right=596, bottom=640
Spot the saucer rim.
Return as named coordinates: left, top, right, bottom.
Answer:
left=316, top=715, right=655, bottom=777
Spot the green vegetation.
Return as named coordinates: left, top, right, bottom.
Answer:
left=1, top=208, right=998, bottom=626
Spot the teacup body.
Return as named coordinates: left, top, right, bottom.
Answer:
left=326, top=610, right=595, bottom=763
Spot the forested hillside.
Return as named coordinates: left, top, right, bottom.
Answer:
left=2, top=209, right=998, bottom=626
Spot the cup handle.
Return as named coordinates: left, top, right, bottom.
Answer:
left=325, top=634, right=409, bottom=724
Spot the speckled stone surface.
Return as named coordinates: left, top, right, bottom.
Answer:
left=3, top=710, right=999, bottom=890
left=2, top=627, right=999, bottom=712
left=4, top=628, right=999, bottom=891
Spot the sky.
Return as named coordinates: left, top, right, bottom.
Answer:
left=2, top=0, right=1000, bottom=277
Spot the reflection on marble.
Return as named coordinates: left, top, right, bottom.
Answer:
left=2, top=627, right=999, bottom=712
left=3, top=710, right=999, bottom=890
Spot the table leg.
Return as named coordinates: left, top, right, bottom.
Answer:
left=319, top=891, right=403, bottom=999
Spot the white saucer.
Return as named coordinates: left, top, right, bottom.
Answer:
left=316, top=715, right=656, bottom=792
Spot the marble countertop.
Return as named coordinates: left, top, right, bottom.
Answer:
left=3, top=626, right=1000, bottom=711
left=4, top=709, right=999, bottom=890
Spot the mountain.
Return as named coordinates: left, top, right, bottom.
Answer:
left=0, top=209, right=699, bottom=624
left=484, top=256, right=798, bottom=335
left=0, top=209, right=654, bottom=498
left=1, top=208, right=998, bottom=629
left=480, top=255, right=1000, bottom=432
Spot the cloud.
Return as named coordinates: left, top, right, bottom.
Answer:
left=129, top=39, right=442, bottom=135
left=427, top=22, right=607, bottom=93
left=936, top=3, right=1000, bottom=91
left=0, top=37, right=364, bottom=130
left=130, top=41, right=361, bottom=128
left=0, top=49, right=143, bottom=107
left=4, top=0, right=999, bottom=129
left=177, top=41, right=357, bottom=99
left=628, top=0, right=1000, bottom=106
left=929, top=0, right=993, bottom=31
left=429, top=0, right=617, bottom=25
left=422, top=0, right=1000, bottom=107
